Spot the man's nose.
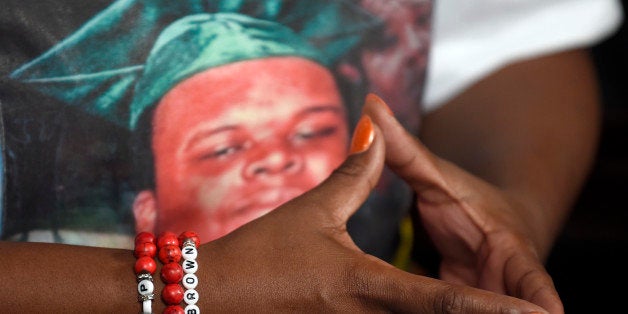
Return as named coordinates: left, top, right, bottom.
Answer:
left=243, top=144, right=303, bottom=179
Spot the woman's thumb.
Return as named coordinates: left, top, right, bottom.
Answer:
left=294, top=114, right=386, bottom=225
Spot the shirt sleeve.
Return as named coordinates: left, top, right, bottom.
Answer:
left=423, top=0, right=624, bottom=112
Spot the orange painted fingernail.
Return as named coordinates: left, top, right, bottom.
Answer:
left=366, top=93, right=393, bottom=115
left=350, top=115, right=374, bottom=154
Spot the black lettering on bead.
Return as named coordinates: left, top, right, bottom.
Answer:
left=184, top=247, right=194, bottom=255
left=186, top=277, right=196, bottom=284
left=184, top=260, right=196, bottom=269
left=139, top=284, right=148, bottom=292
left=187, top=310, right=197, bottom=314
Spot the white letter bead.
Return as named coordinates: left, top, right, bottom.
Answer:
left=137, top=280, right=154, bottom=295
left=182, top=246, right=198, bottom=260
left=185, top=304, right=200, bottom=314
left=182, top=259, right=198, bottom=274
left=182, top=273, right=198, bottom=289
left=184, top=289, right=199, bottom=305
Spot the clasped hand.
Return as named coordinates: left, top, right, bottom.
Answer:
left=197, top=95, right=561, bottom=313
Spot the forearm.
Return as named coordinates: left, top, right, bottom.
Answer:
left=1, top=241, right=141, bottom=313
left=420, top=49, right=601, bottom=259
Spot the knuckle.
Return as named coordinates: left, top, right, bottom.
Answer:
left=313, top=261, right=370, bottom=312
left=344, top=258, right=383, bottom=303
left=331, top=159, right=377, bottom=191
left=345, top=260, right=373, bottom=300
left=434, top=287, right=467, bottom=314
left=333, top=159, right=367, bottom=180
left=342, top=257, right=399, bottom=312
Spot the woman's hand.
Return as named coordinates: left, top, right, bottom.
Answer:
left=364, top=94, right=563, bottom=314
left=194, top=113, right=549, bottom=313
left=0, top=105, right=549, bottom=313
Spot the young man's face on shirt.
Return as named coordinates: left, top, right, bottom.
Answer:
left=138, top=57, right=349, bottom=242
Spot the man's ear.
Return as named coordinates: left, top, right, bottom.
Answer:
left=133, top=190, right=158, bottom=233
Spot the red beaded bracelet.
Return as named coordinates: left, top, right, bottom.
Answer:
left=137, top=231, right=200, bottom=314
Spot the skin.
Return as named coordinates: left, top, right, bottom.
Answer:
left=0, top=116, right=549, bottom=313
left=133, top=57, right=348, bottom=242
left=0, top=49, right=595, bottom=313
left=364, top=49, right=600, bottom=314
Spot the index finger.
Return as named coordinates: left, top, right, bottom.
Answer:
left=362, top=93, right=452, bottom=195
left=352, top=256, right=549, bottom=314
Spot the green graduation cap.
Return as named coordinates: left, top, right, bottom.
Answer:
left=10, top=0, right=381, bottom=130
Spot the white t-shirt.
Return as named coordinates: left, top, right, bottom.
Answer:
left=424, top=0, right=624, bottom=111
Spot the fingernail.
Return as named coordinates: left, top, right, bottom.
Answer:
left=366, top=93, right=393, bottom=115
left=350, top=115, right=374, bottom=154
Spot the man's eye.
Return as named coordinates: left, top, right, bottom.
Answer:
left=200, top=145, right=244, bottom=160
left=295, top=126, right=338, bottom=140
